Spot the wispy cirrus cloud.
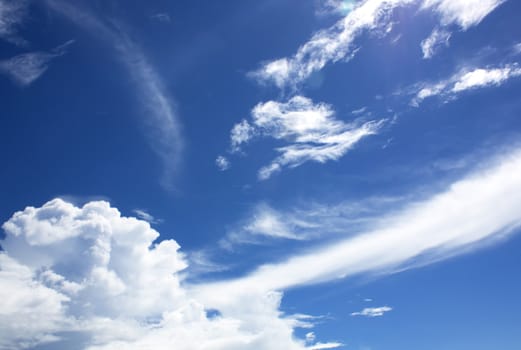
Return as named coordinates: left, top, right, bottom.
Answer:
left=219, top=197, right=404, bottom=251
left=196, top=147, right=521, bottom=306
left=351, top=306, right=393, bottom=317
left=420, top=28, right=451, bottom=59
left=421, top=0, right=505, bottom=59
left=410, top=64, right=521, bottom=106
left=253, top=0, right=505, bottom=87
left=0, top=0, right=28, bottom=45
left=0, top=40, right=74, bottom=86
left=44, top=0, right=184, bottom=190
left=421, top=0, right=505, bottom=30
left=229, top=96, right=384, bottom=180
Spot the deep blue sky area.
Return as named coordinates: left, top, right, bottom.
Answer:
left=1, top=1, right=521, bottom=349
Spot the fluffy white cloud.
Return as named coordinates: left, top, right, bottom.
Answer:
left=0, top=0, right=28, bottom=45
left=0, top=199, right=334, bottom=350
left=228, top=96, right=384, bottom=180
left=196, top=147, right=521, bottom=306
left=0, top=40, right=74, bottom=86
left=216, top=155, right=231, bottom=171
left=411, top=64, right=521, bottom=105
left=351, top=306, right=393, bottom=317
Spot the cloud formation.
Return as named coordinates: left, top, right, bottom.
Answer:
left=253, top=0, right=504, bottom=87
left=411, top=64, right=521, bottom=106
left=420, top=0, right=505, bottom=58
left=351, top=306, right=393, bottom=317
left=216, top=155, right=231, bottom=171
left=420, top=28, right=451, bottom=59
left=45, top=0, right=184, bottom=190
left=0, top=199, right=341, bottom=350
left=0, top=0, right=28, bottom=45
left=0, top=40, right=74, bottom=86
left=4, top=146, right=521, bottom=349
left=229, top=96, right=384, bottom=180
left=196, top=147, right=521, bottom=305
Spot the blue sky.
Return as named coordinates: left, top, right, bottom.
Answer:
left=1, top=0, right=521, bottom=349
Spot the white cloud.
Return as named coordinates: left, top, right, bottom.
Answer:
left=351, top=306, right=392, bottom=317
left=421, top=28, right=451, bottom=59
left=230, top=119, right=256, bottom=152
left=421, top=0, right=505, bottom=30
left=220, top=203, right=307, bottom=249
left=253, top=0, right=505, bottom=87
left=220, top=197, right=402, bottom=250
left=252, top=0, right=416, bottom=88
left=196, top=147, right=521, bottom=306
left=228, top=96, right=384, bottom=180
left=419, top=0, right=504, bottom=58
left=315, top=0, right=357, bottom=16
left=0, top=199, right=335, bottom=349
left=0, top=0, right=28, bottom=45
left=132, top=209, right=161, bottom=224
left=411, top=64, right=521, bottom=106
left=4, top=147, right=521, bottom=348
left=44, top=0, right=184, bottom=190
left=452, top=67, right=518, bottom=92
left=309, top=343, right=344, bottom=350
left=216, top=155, right=231, bottom=171
left=0, top=40, right=74, bottom=86
left=150, top=13, right=171, bottom=23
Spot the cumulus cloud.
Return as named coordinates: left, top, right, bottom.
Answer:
left=0, top=40, right=74, bottom=86
left=411, top=64, right=521, bottom=106
left=0, top=0, right=28, bottom=45
left=196, top=147, right=521, bottom=305
left=44, top=0, right=183, bottom=190
left=216, top=155, right=231, bottom=171
left=0, top=199, right=337, bottom=350
left=351, top=306, right=393, bottom=317
left=228, top=96, right=384, bottom=180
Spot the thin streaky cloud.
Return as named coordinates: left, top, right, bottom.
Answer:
left=410, top=64, right=521, bottom=106
left=419, top=0, right=505, bottom=58
left=196, top=147, right=521, bottom=307
left=0, top=40, right=74, bottom=86
left=253, top=0, right=505, bottom=88
left=351, top=306, right=393, bottom=317
left=0, top=0, right=28, bottom=46
left=421, top=28, right=451, bottom=59
left=44, top=0, right=184, bottom=191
